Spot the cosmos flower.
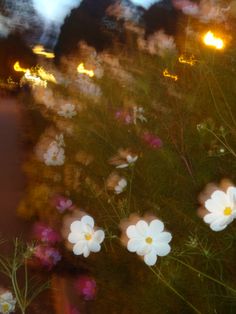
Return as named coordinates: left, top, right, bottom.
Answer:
left=68, top=215, right=105, bottom=257
left=106, top=173, right=128, bottom=194
left=109, top=149, right=138, bottom=169
left=203, top=187, right=236, bottom=231
left=52, top=195, right=74, bottom=213
left=58, top=103, right=77, bottom=118
left=124, top=218, right=172, bottom=266
left=0, top=291, right=16, bottom=314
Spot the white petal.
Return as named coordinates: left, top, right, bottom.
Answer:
left=203, top=213, right=218, bottom=224
left=211, top=190, right=228, bottom=206
left=116, top=164, right=128, bottom=168
left=93, top=230, right=105, bottom=243
left=149, top=219, right=164, bottom=234
left=81, top=215, right=94, bottom=228
left=156, top=231, right=172, bottom=243
left=136, top=220, right=148, bottom=236
left=88, top=241, right=101, bottom=252
left=210, top=222, right=227, bottom=232
left=227, top=187, right=236, bottom=207
left=83, top=246, right=90, bottom=258
left=137, top=243, right=150, bottom=256
left=68, top=232, right=81, bottom=244
left=73, top=241, right=86, bottom=255
left=126, top=225, right=139, bottom=238
left=144, top=252, right=157, bottom=266
left=154, top=243, right=171, bottom=256
left=70, top=221, right=83, bottom=233
left=127, top=239, right=141, bottom=252
left=205, top=199, right=223, bottom=213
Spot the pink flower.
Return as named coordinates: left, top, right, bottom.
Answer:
left=142, top=132, right=163, bottom=149
left=32, top=222, right=61, bottom=244
left=52, top=195, right=74, bottom=213
left=33, top=245, right=61, bottom=269
left=74, top=275, right=97, bottom=301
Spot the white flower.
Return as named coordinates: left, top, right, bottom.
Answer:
left=43, top=142, right=65, bottom=166
left=0, top=291, right=16, bottom=314
left=126, top=219, right=172, bottom=266
left=203, top=187, right=236, bottom=231
left=116, top=155, right=138, bottom=168
left=68, top=215, right=105, bottom=257
left=114, top=178, right=127, bottom=194
left=58, top=103, right=77, bottom=119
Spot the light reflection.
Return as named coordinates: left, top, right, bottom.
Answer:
left=163, top=69, right=178, bottom=81
left=203, top=31, right=224, bottom=50
left=77, top=63, right=95, bottom=78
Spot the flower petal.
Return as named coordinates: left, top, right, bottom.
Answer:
left=203, top=213, right=218, bottom=224
left=137, top=243, right=150, bottom=256
left=83, top=246, right=90, bottom=258
left=70, top=221, right=83, bottom=233
left=136, top=220, right=148, bottom=236
left=227, top=187, right=236, bottom=207
left=210, top=222, right=227, bottom=232
left=156, top=231, right=172, bottom=243
left=126, top=225, right=138, bottom=238
left=68, top=232, right=82, bottom=244
left=144, top=252, right=157, bottom=266
left=153, top=243, right=171, bottom=256
left=88, top=241, right=101, bottom=252
left=149, top=219, right=164, bottom=234
left=93, top=230, right=105, bottom=243
left=127, top=239, right=141, bottom=252
left=73, top=241, right=86, bottom=255
left=81, top=215, right=94, bottom=228
left=205, top=199, right=223, bottom=213
left=211, top=190, right=228, bottom=206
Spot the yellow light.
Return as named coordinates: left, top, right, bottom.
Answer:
left=32, top=45, right=55, bottom=59
left=178, top=55, right=196, bottom=66
left=13, top=61, right=28, bottom=73
left=13, top=61, right=57, bottom=88
left=163, top=69, right=178, bottom=81
left=203, top=31, right=224, bottom=50
left=37, top=67, right=57, bottom=83
left=77, top=63, right=94, bottom=77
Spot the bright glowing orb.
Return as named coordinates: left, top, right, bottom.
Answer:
left=203, top=31, right=224, bottom=50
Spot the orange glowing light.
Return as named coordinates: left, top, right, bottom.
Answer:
left=203, top=31, right=224, bottom=50
left=163, top=69, right=178, bottom=81
left=178, top=55, right=196, bottom=66
left=77, top=63, right=94, bottom=77
left=32, top=45, right=55, bottom=59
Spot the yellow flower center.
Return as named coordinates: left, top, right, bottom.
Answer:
left=2, top=303, right=10, bottom=313
left=85, top=233, right=92, bottom=241
left=145, top=237, right=153, bottom=244
left=224, top=207, right=232, bottom=216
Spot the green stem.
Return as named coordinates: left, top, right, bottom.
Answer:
left=170, top=256, right=236, bottom=295
left=150, top=267, right=201, bottom=314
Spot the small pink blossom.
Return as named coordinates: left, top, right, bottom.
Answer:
left=52, top=195, right=74, bottom=213
left=32, top=222, right=61, bottom=244
left=142, top=132, right=163, bottom=149
left=74, top=275, right=97, bottom=301
left=34, top=245, right=61, bottom=269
